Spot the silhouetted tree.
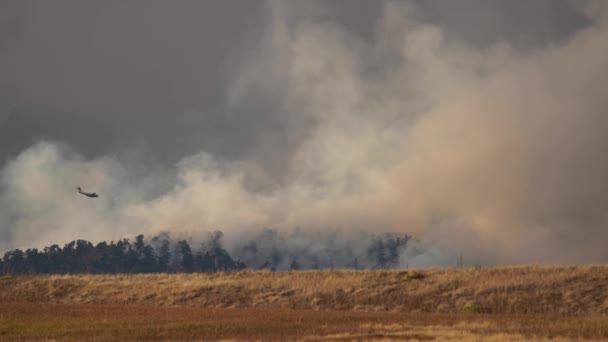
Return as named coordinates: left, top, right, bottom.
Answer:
left=140, top=244, right=157, bottom=273
left=3, top=249, right=26, bottom=274
left=177, top=240, right=194, bottom=272
left=157, top=240, right=171, bottom=272
left=134, top=234, right=145, bottom=255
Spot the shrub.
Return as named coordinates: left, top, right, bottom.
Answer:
left=406, top=272, right=425, bottom=281
left=462, top=302, right=482, bottom=314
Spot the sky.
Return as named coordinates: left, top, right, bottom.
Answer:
left=1, top=0, right=607, bottom=266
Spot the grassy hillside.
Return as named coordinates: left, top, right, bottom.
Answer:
left=2, top=266, right=607, bottom=315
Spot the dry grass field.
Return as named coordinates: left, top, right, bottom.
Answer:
left=1, top=266, right=608, bottom=340
left=3, top=303, right=608, bottom=341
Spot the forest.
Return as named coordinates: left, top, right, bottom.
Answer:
left=0, top=230, right=411, bottom=274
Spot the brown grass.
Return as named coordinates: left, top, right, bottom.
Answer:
left=2, top=303, right=608, bottom=341
left=1, top=266, right=607, bottom=314
left=2, top=266, right=608, bottom=340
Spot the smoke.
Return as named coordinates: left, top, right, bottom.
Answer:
left=1, top=1, right=608, bottom=266
left=230, top=228, right=412, bottom=270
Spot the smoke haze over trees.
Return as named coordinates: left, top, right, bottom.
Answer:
left=1, top=1, right=608, bottom=266
left=0, top=230, right=412, bottom=274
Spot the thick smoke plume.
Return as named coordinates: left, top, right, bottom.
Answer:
left=1, top=1, right=608, bottom=266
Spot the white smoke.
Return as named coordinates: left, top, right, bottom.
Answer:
left=1, top=1, right=608, bottom=266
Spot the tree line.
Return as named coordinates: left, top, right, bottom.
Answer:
left=0, top=233, right=245, bottom=275
left=0, top=230, right=411, bottom=274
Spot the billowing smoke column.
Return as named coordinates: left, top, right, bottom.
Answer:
left=1, top=1, right=608, bottom=266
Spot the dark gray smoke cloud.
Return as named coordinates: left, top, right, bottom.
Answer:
left=1, top=0, right=607, bottom=266
left=0, top=0, right=264, bottom=164
left=0, top=0, right=589, bottom=164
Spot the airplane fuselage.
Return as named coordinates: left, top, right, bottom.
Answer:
left=78, top=187, right=99, bottom=198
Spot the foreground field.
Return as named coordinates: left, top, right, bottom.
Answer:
left=2, top=303, right=608, bottom=341
left=1, top=266, right=608, bottom=340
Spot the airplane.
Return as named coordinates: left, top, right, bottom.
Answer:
left=77, top=187, right=99, bottom=198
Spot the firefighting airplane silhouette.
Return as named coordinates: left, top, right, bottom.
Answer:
left=77, top=187, right=99, bottom=198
